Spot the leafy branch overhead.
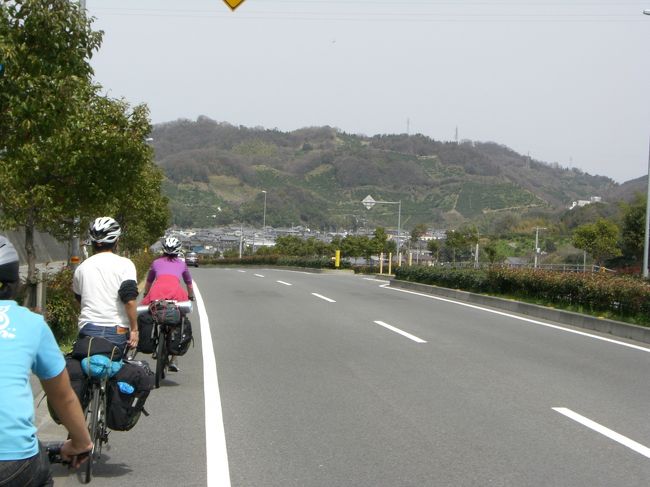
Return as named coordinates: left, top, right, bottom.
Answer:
left=0, top=0, right=169, bottom=297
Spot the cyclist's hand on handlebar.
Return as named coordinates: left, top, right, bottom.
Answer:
left=128, top=330, right=139, bottom=349
left=61, top=439, right=93, bottom=468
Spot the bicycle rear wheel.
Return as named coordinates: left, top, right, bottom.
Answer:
left=85, top=386, right=100, bottom=483
left=84, top=381, right=108, bottom=484
left=155, top=329, right=167, bottom=388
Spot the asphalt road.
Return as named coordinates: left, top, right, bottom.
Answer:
left=38, top=268, right=650, bottom=486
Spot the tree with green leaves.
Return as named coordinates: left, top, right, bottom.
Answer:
left=483, top=240, right=501, bottom=265
left=0, top=0, right=102, bottom=287
left=410, top=223, right=427, bottom=258
left=620, top=193, right=645, bottom=264
left=444, top=230, right=466, bottom=263
left=0, top=1, right=169, bottom=300
left=341, top=235, right=371, bottom=261
left=572, top=218, right=622, bottom=267
left=275, top=235, right=305, bottom=256
left=112, top=150, right=170, bottom=254
left=427, top=239, right=440, bottom=262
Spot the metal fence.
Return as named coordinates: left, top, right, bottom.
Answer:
left=403, top=260, right=615, bottom=274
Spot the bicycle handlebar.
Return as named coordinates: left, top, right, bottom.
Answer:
left=44, top=442, right=64, bottom=464
left=43, top=441, right=90, bottom=465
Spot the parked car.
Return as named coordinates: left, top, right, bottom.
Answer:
left=186, top=252, right=199, bottom=267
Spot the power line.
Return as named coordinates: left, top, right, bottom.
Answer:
left=91, top=10, right=650, bottom=23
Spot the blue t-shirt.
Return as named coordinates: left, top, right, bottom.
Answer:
left=0, top=300, right=65, bottom=460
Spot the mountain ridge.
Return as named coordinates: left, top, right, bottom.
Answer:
left=152, top=116, right=637, bottom=230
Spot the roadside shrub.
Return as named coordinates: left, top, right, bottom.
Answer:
left=44, top=268, right=79, bottom=344
left=130, top=252, right=156, bottom=282
left=394, top=265, right=650, bottom=326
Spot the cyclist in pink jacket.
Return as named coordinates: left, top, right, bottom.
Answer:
left=142, top=236, right=194, bottom=304
left=141, top=236, right=194, bottom=371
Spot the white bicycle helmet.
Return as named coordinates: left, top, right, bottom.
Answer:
left=162, top=236, right=182, bottom=256
left=88, top=217, right=122, bottom=244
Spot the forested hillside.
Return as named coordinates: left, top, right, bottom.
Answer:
left=152, top=116, right=623, bottom=230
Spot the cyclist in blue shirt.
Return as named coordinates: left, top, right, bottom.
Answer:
left=0, top=236, right=92, bottom=486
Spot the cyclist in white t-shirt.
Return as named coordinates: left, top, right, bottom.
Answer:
left=72, top=217, right=139, bottom=354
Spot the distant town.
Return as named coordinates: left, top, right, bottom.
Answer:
left=159, top=225, right=448, bottom=256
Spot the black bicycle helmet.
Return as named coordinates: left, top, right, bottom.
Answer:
left=88, top=217, right=122, bottom=244
left=0, top=236, right=19, bottom=299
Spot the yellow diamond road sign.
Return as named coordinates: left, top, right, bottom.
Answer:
left=223, top=0, right=246, bottom=10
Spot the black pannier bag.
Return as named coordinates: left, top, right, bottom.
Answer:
left=106, top=359, right=154, bottom=431
left=72, top=335, right=122, bottom=361
left=150, top=301, right=181, bottom=327
left=167, top=316, right=193, bottom=356
left=137, top=312, right=156, bottom=354
left=48, top=356, right=89, bottom=424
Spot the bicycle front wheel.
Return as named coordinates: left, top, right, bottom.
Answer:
left=155, top=329, right=167, bottom=388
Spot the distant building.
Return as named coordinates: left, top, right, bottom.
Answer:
left=423, top=229, right=447, bottom=241
left=569, top=196, right=602, bottom=210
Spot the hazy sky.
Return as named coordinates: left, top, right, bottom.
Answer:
left=87, top=0, right=650, bottom=184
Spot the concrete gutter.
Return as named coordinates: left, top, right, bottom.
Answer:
left=389, top=279, right=650, bottom=345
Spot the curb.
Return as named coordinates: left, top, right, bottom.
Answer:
left=389, top=279, right=650, bottom=345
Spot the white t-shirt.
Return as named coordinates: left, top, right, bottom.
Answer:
left=73, top=251, right=137, bottom=328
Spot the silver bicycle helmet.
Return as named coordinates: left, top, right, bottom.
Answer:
left=162, top=236, right=182, bottom=256
left=88, top=217, right=122, bottom=244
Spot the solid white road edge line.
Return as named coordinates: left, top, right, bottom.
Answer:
left=277, top=280, right=292, bottom=286
left=194, top=283, right=232, bottom=487
left=312, top=292, right=336, bottom=303
left=553, top=407, right=650, bottom=459
left=382, top=284, right=650, bottom=354
left=373, top=320, right=427, bottom=343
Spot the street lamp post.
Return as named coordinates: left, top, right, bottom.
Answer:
left=534, top=227, right=547, bottom=269
left=262, top=190, right=267, bottom=247
left=642, top=9, right=649, bottom=278
left=362, top=195, right=402, bottom=263
left=643, top=139, right=650, bottom=279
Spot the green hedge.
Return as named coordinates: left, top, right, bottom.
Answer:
left=198, top=255, right=348, bottom=269
left=395, top=266, right=650, bottom=326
